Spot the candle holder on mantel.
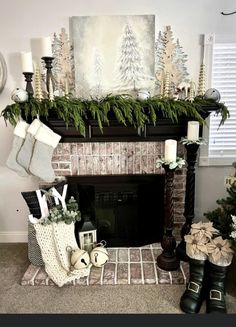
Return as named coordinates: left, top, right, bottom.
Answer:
left=23, top=72, right=34, bottom=99
left=176, top=138, right=206, bottom=262
left=41, top=56, right=54, bottom=93
left=156, top=157, right=185, bottom=271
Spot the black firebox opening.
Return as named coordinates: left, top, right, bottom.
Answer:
left=67, top=175, right=165, bottom=247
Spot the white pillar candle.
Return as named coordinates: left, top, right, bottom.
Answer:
left=164, top=139, right=177, bottom=162
left=21, top=51, right=33, bottom=72
left=187, top=121, right=199, bottom=141
left=39, top=37, right=52, bottom=57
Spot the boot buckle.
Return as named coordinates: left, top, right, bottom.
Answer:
left=210, top=289, right=222, bottom=301
left=187, top=281, right=200, bottom=293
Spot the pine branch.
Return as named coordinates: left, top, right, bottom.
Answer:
left=1, top=95, right=229, bottom=133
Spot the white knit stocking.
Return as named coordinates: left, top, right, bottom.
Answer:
left=34, top=222, right=90, bottom=287
left=52, top=222, right=78, bottom=272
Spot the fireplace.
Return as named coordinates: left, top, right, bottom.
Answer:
left=67, top=174, right=165, bottom=247
left=41, top=141, right=187, bottom=247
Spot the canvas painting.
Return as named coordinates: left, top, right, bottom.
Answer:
left=70, top=15, right=155, bottom=99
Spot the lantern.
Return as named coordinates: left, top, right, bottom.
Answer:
left=78, top=214, right=97, bottom=253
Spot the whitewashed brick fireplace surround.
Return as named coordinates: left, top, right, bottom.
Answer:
left=50, top=141, right=186, bottom=241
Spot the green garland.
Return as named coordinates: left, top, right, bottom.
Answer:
left=1, top=94, right=229, bottom=136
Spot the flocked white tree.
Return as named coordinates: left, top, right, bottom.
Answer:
left=172, top=39, right=189, bottom=85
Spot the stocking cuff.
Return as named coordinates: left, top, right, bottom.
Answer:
left=13, top=121, right=29, bottom=138
left=35, top=126, right=61, bottom=148
left=27, top=118, right=41, bottom=136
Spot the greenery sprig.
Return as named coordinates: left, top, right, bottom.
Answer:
left=39, top=196, right=81, bottom=225
left=156, top=157, right=186, bottom=170
left=180, top=137, right=207, bottom=145
left=1, top=94, right=230, bottom=135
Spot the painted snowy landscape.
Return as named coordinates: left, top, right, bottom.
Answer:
left=70, top=15, right=155, bottom=99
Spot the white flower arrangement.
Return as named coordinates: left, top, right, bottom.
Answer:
left=184, top=221, right=234, bottom=265
left=230, top=215, right=236, bottom=241
left=156, top=157, right=185, bottom=170
left=180, top=137, right=207, bottom=146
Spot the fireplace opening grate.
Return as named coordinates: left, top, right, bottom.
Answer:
left=67, top=175, right=165, bottom=247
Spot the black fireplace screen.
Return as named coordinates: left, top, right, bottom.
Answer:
left=67, top=175, right=165, bottom=247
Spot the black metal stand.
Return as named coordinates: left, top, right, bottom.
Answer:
left=42, top=56, right=54, bottom=93
left=23, top=72, right=34, bottom=99
left=157, top=165, right=180, bottom=271
left=176, top=143, right=200, bottom=261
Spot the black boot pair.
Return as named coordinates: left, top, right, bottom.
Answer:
left=180, top=258, right=229, bottom=314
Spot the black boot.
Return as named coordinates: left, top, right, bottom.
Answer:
left=180, top=258, right=206, bottom=314
left=206, top=261, right=229, bottom=314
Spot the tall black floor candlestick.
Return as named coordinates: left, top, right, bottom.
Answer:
left=42, top=56, right=54, bottom=93
left=157, top=165, right=180, bottom=271
left=23, top=72, right=34, bottom=99
left=176, top=143, right=200, bottom=261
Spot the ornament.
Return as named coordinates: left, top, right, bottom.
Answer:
left=67, top=247, right=90, bottom=270
left=204, top=88, right=221, bottom=102
left=90, top=241, right=109, bottom=267
left=11, top=88, right=28, bottom=103
left=136, top=90, right=151, bottom=100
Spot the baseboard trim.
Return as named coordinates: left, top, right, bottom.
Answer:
left=0, top=231, right=27, bottom=243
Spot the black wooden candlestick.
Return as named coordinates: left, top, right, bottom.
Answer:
left=23, top=72, right=34, bottom=99
left=176, top=143, right=200, bottom=261
left=157, top=164, right=180, bottom=271
left=42, top=56, right=54, bottom=93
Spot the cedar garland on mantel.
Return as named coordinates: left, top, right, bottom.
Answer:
left=1, top=94, right=229, bottom=136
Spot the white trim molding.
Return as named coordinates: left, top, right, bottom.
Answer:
left=0, top=231, right=27, bottom=243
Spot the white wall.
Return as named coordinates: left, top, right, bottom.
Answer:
left=0, top=0, right=235, bottom=241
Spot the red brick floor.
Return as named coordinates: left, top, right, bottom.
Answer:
left=21, top=243, right=189, bottom=286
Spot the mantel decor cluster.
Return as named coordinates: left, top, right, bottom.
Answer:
left=1, top=94, right=229, bottom=136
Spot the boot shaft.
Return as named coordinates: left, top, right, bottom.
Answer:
left=189, top=258, right=206, bottom=283
left=206, top=261, right=230, bottom=314
left=207, top=261, right=228, bottom=292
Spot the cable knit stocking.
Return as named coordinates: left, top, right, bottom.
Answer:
left=34, top=222, right=90, bottom=287
left=52, top=222, right=79, bottom=272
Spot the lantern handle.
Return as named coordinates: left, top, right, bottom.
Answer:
left=96, top=240, right=107, bottom=247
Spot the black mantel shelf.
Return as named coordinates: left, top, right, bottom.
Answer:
left=41, top=105, right=218, bottom=143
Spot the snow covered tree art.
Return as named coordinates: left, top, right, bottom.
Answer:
left=115, top=23, right=154, bottom=93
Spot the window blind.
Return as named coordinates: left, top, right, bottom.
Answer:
left=209, top=43, right=236, bottom=158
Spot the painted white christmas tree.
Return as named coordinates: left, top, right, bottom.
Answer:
left=116, top=24, right=146, bottom=90
left=90, top=48, right=103, bottom=98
